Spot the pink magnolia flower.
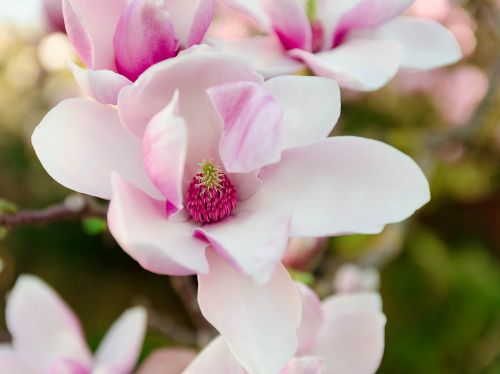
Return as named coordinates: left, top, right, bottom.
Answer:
left=63, top=0, right=215, bottom=104
left=219, top=0, right=462, bottom=90
left=145, top=285, right=386, bottom=374
left=0, top=275, right=147, bottom=374
left=333, top=264, right=380, bottom=294
left=32, top=47, right=429, bottom=373
left=42, top=0, right=65, bottom=32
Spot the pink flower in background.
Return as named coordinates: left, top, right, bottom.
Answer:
left=0, top=275, right=147, bottom=374
left=63, top=0, right=215, bottom=104
left=151, top=285, right=386, bottom=374
left=283, top=238, right=326, bottom=270
left=219, top=0, right=461, bottom=90
left=334, top=264, right=381, bottom=294
left=33, top=47, right=429, bottom=373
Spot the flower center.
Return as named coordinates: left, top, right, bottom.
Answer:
left=185, top=160, right=238, bottom=224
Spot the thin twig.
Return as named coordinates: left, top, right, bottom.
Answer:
left=170, top=276, right=215, bottom=347
left=0, top=194, right=107, bottom=229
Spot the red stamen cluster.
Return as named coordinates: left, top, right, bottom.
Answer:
left=185, top=172, right=238, bottom=224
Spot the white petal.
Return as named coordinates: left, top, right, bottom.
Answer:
left=32, top=99, right=160, bottom=200
left=241, top=136, right=430, bottom=237
left=264, top=76, right=340, bottom=149
left=197, top=251, right=301, bottom=374
left=94, top=307, right=147, bottom=373
left=6, top=276, right=92, bottom=371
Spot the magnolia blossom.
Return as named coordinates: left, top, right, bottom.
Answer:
left=144, top=285, right=386, bottom=374
left=219, top=0, right=462, bottom=90
left=0, top=275, right=147, bottom=374
left=32, top=47, right=429, bottom=373
left=63, top=0, right=215, bottom=104
left=333, top=264, right=381, bottom=294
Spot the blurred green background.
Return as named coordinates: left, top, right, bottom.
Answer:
left=0, top=0, right=499, bottom=373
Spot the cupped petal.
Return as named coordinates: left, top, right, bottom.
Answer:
left=68, top=62, right=131, bottom=105
left=353, top=17, right=461, bottom=70
left=184, top=337, right=245, bottom=374
left=113, top=0, right=178, bottom=81
left=108, top=173, right=209, bottom=276
left=94, top=307, right=147, bottom=373
left=307, top=293, right=386, bottom=374
left=0, top=346, right=36, bottom=374
left=197, top=251, right=302, bottom=374
left=143, top=92, right=187, bottom=215
left=219, top=0, right=271, bottom=31
left=289, top=39, right=402, bottom=91
left=137, top=348, right=197, bottom=374
left=163, top=0, right=216, bottom=48
left=282, top=356, right=327, bottom=374
left=32, top=99, right=160, bottom=200
left=241, top=136, right=430, bottom=237
left=194, top=210, right=291, bottom=284
left=264, top=76, right=340, bottom=149
left=118, top=46, right=262, bottom=140
left=208, top=81, right=283, bottom=173
left=222, top=36, right=305, bottom=79
left=332, top=0, right=415, bottom=46
left=63, top=0, right=127, bottom=70
left=6, top=276, right=92, bottom=371
left=296, top=283, right=325, bottom=354
left=267, top=0, right=312, bottom=51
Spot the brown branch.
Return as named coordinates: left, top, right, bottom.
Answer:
left=0, top=194, right=107, bottom=229
left=170, top=276, right=215, bottom=347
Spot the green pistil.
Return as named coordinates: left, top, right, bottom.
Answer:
left=306, top=0, right=316, bottom=21
left=197, top=160, right=223, bottom=190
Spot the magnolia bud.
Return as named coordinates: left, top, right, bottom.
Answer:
left=113, top=0, right=178, bottom=81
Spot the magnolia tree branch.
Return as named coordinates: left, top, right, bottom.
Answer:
left=0, top=194, right=108, bottom=229
left=170, top=276, right=216, bottom=347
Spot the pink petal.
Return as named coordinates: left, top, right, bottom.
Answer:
left=184, top=337, right=245, bottom=374
left=42, top=0, right=65, bottom=32
left=94, top=307, right=147, bottom=373
left=266, top=0, right=312, bottom=50
left=63, top=0, right=127, bottom=70
left=143, top=92, right=187, bottom=215
left=208, top=81, right=283, bottom=173
left=307, top=293, right=386, bottom=374
left=282, top=356, right=327, bottom=374
left=32, top=99, right=160, bottom=200
left=6, top=276, right=92, bottom=371
left=113, top=0, right=178, bottom=81
left=354, top=17, right=461, bottom=70
left=332, top=0, right=415, bottom=46
left=222, top=36, right=305, bottom=79
left=289, top=38, right=402, bottom=91
left=68, top=62, right=131, bottom=105
left=162, top=0, right=216, bottom=48
left=241, top=136, right=430, bottom=237
left=296, top=284, right=325, bottom=354
left=137, top=348, right=197, bottom=374
left=118, top=46, right=262, bottom=139
left=219, top=0, right=272, bottom=31
left=194, top=210, right=291, bottom=284
left=197, top=251, right=302, bottom=374
left=264, top=76, right=340, bottom=149
left=108, top=173, right=209, bottom=276
left=0, top=346, right=36, bottom=374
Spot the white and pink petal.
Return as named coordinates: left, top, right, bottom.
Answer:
left=197, top=251, right=301, bottom=374
left=32, top=99, right=160, bottom=200
left=241, top=136, right=430, bottom=237
left=108, top=173, right=209, bottom=276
